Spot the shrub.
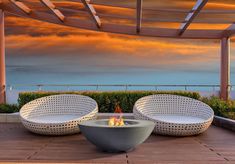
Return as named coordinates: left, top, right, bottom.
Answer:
left=18, top=91, right=201, bottom=113
left=0, top=104, right=19, bottom=113
left=202, top=96, right=235, bottom=120
left=1, top=91, right=235, bottom=121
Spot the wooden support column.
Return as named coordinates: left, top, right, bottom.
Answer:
left=220, top=37, right=230, bottom=100
left=0, top=10, right=5, bottom=104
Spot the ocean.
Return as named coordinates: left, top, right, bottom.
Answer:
left=6, top=67, right=235, bottom=92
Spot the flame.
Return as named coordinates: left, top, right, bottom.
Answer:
left=108, top=104, right=124, bottom=126
left=114, top=104, right=122, bottom=113
left=108, top=117, right=124, bottom=126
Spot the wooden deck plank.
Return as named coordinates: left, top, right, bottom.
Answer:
left=127, top=136, right=225, bottom=162
left=0, top=123, right=234, bottom=163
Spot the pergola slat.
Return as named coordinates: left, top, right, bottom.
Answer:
left=87, top=4, right=96, bottom=15
left=41, top=0, right=55, bottom=9
left=178, top=0, right=208, bottom=36
left=136, top=0, right=142, bottom=33
left=40, top=0, right=65, bottom=21
left=81, top=0, right=101, bottom=28
left=10, top=0, right=31, bottom=14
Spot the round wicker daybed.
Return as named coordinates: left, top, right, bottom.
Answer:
left=20, top=94, right=98, bottom=135
left=133, top=94, right=214, bottom=136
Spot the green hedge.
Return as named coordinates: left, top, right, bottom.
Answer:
left=202, top=96, right=235, bottom=120
left=1, top=91, right=235, bottom=120
left=18, top=91, right=201, bottom=113
left=0, top=104, right=19, bottom=113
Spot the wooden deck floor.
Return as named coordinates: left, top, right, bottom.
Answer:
left=0, top=123, right=234, bottom=164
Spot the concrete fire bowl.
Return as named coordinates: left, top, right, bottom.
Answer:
left=79, top=119, right=154, bottom=152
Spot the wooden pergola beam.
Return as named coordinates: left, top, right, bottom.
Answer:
left=136, top=0, right=142, bottom=33
left=178, top=0, right=208, bottom=36
left=9, top=0, right=31, bottom=14
left=40, top=0, right=65, bottom=22
left=223, top=24, right=235, bottom=37
left=81, top=0, right=101, bottom=28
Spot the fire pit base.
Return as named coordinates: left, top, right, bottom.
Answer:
left=79, top=119, right=154, bottom=152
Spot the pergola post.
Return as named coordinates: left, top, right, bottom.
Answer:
left=0, top=10, right=6, bottom=104
left=220, top=37, right=230, bottom=100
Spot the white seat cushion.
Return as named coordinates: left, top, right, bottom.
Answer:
left=150, top=114, right=205, bottom=124
left=29, top=114, right=81, bottom=123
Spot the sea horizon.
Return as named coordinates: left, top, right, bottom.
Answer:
left=6, top=66, right=235, bottom=91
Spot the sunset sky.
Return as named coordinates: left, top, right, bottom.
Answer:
left=4, top=0, right=235, bottom=87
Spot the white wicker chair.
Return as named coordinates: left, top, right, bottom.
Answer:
left=20, top=94, right=98, bottom=135
left=133, top=94, right=214, bottom=136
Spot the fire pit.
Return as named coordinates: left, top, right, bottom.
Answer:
left=79, top=119, right=154, bottom=152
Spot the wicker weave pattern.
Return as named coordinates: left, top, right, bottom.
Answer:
left=133, top=94, right=214, bottom=136
left=20, top=94, right=98, bottom=135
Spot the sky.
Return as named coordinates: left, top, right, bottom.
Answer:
left=3, top=0, right=235, bottom=89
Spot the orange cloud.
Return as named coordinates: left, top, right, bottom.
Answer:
left=205, top=2, right=235, bottom=10
left=6, top=33, right=224, bottom=71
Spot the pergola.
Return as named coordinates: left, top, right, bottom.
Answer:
left=0, top=0, right=232, bottom=103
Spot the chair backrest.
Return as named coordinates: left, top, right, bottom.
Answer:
left=134, top=94, right=213, bottom=119
left=20, top=94, right=98, bottom=119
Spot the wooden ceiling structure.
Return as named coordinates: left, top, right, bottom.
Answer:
left=0, top=0, right=233, bottom=102
left=1, top=0, right=235, bottom=39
